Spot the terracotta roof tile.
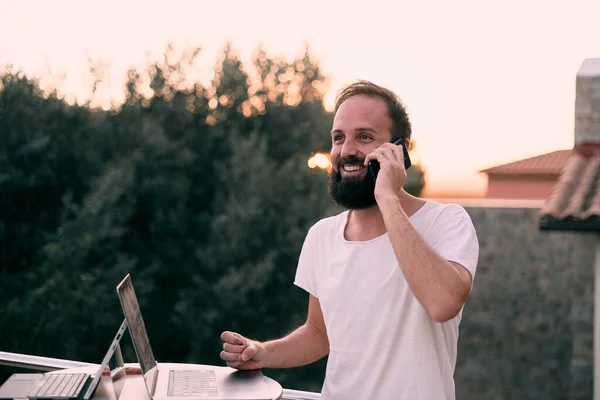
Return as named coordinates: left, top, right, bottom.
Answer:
left=481, top=150, right=571, bottom=176
left=539, top=144, right=600, bottom=232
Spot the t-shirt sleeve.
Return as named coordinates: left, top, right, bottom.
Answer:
left=428, top=204, right=479, bottom=281
left=294, top=225, right=319, bottom=298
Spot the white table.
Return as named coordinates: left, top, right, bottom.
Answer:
left=48, top=363, right=283, bottom=400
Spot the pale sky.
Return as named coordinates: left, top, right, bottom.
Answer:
left=1, top=0, right=598, bottom=196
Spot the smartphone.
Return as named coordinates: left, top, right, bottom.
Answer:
left=368, top=138, right=412, bottom=181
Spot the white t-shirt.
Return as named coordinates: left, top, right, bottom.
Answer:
left=294, top=200, right=479, bottom=400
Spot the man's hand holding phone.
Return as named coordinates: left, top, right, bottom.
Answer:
left=364, top=139, right=409, bottom=202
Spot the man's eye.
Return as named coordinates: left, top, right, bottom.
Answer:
left=359, top=134, right=372, bottom=140
left=333, top=135, right=344, bottom=142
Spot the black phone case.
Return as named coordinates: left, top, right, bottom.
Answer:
left=368, top=139, right=411, bottom=181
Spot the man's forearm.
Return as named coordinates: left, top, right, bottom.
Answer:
left=261, top=322, right=329, bottom=368
left=378, top=196, right=470, bottom=321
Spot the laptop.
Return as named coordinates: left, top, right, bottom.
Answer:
left=0, top=319, right=127, bottom=400
left=116, top=274, right=275, bottom=400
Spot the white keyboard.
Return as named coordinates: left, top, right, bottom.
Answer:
left=29, top=373, right=88, bottom=399
left=167, top=369, right=218, bottom=397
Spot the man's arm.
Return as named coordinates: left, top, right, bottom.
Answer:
left=220, top=294, right=329, bottom=369
left=262, top=294, right=329, bottom=368
left=363, top=142, right=474, bottom=323
left=379, top=197, right=472, bottom=322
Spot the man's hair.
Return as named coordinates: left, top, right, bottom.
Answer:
left=333, top=80, right=412, bottom=144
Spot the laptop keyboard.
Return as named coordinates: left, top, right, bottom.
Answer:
left=168, top=369, right=218, bottom=397
left=28, top=373, right=88, bottom=399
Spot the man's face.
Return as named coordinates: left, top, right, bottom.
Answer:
left=328, top=95, right=393, bottom=209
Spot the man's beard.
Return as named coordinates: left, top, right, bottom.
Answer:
left=328, top=156, right=377, bottom=210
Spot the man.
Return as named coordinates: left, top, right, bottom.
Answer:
left=220, top=80, right=479, bottom=399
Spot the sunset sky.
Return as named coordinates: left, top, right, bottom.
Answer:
left=1, top=0, right=599, bottom=197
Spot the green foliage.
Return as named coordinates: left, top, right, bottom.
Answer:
left=0, top=42, right=425, bottom=391
left=406, top=162, right=425, bottom=197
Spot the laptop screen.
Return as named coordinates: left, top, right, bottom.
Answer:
left=82, top=318, right=128, bottom=400
left=116, top=274, right=159, bottom=397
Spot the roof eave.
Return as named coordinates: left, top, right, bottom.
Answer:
left=539, top=216, right=600, bottom=233
left=483, top=172, right=562, bottom=177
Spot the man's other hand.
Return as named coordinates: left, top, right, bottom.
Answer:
left=220, top=331, right=266, bottom=370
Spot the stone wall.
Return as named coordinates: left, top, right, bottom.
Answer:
left=456, top=205, right=595, bottom=399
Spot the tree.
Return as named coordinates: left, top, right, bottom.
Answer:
left=175, top=131, right=331, bottom=390
left=405, top=140, right=425, bottom=197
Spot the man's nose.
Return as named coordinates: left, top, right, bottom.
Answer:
left=341, top=141, right=359, bottom=158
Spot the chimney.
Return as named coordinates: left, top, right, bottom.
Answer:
left=575, top=58, right=600, bottom=146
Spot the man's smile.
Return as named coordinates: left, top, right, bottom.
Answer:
left=341, top=164, right=366, bottom=176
